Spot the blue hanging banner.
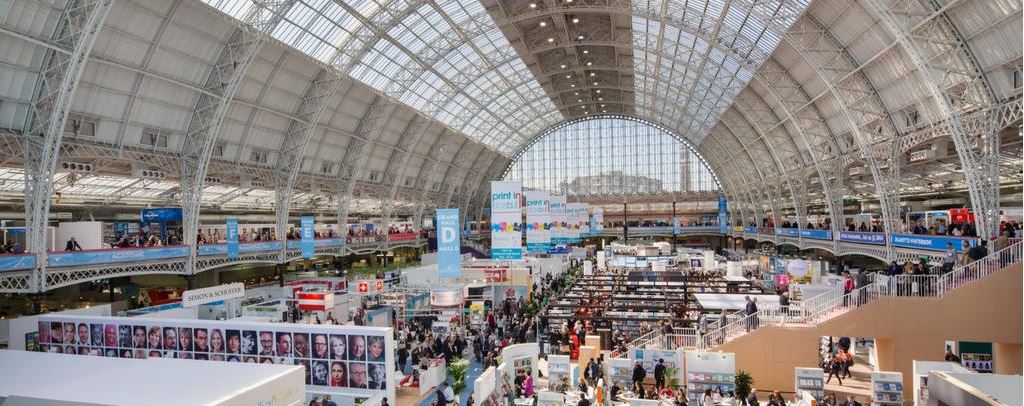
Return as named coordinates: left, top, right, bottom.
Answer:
left=436, top=208, right=461, bottom=278
left=718, top=195, right=728, bottom=233
left=673, top=216, right=682, bottom=235
left=301, top=215, right=315, bottom=259
left=226, top=218, right=239, bottom=259
left=140, top=208, right=183, bottom=223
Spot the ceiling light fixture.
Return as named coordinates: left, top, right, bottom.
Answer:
left=596, top=90, right=601, bottom=93
left=565, top=75, right=571, bottom=78
left=590, top=72, right=596, bottom=77
left=586, top=61, right=592, bottom=66
left=582, top=49, right=589, bottom=54
left=530, top=3, right=537, bottom=8
left=578, top=99, right=582, bottom=102
left=572, top=17, right=579, bottom=24
left=560, top=64, right=566, bottom=69
left=547, top=37, right=554, bottom=43
left=539, top=21, right=547, bottom=27
left=577, top=34, right=585, bottom=40
left=593, top=82, right=598, bottom=85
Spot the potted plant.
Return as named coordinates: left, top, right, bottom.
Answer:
left=448, top=359, right=470, bottom=398
left=735, top=370, right=755, bottom=405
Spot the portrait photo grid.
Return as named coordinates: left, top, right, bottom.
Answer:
left=35, top=317, right=388, bottom=391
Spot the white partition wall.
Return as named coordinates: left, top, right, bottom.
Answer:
left=34, top=314, right=396, bottom=405
left=501, top=343, right=540, bottom=382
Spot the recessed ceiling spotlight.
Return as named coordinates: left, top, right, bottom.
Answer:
left=578, top=99, right=582, bottom=102
left=547, top=37, right=554, bottom=43
left=574, top=92, right=579, bottom=95
left=539, top=21, right=547, bottom=27
left=598, top=97, right=603, bottom=101
left=590, top=72, right=596, bottom=77
left=602, top=110, right=607, bottom=113
left=530, top=3, right=537, bottom=8
left=572, top=17, right=579, bottom=24
left=565, top=75, right=571, bottom=78
left=577, top=34, right=585, bottom=40
left=560, top=64, right=567, bottom=69
left=593, top=82, right=598, bottom=85
left=582, top=49, right=589, bottom=54
left=586, top=61, right=592, bottom=66
left=567, top=0, right=573, bottom=3
left=596, top=90, right=601, bottom=93
left=571, top=84, right=576, bottom=87
left=600, top=104, right=605, bottom=107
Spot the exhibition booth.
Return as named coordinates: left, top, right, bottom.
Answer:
left=32, top=314, right=397, bottom=405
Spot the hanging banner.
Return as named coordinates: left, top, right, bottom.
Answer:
left=550, top=196, right=567, bottom=245
left=300, top=215, right=315, bottom=259
left=718, top=195, right=728, bottom=233
left=565, top=203, right=581, bottom=244
left=226, top=218, right=239, bottom=259
left=579, top=203, right=590, bottom=239
left=436, top=208, right=461, bottom=278
left=525, top=191, right=551, bottom=253
left=465, top=216, right=473, bottom=234
left=296, top=292, right=335, bottom=311
left=674, top=216, right=682, bottom=235
left=490, top=181, right=523, bottom=260
left=592, top=208, right=604, bottom=236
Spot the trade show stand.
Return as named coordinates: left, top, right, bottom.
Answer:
left=925, top=371, right=1022, bottom=406
left=911, top=360, right=973, bottom=406
left=0, top=349, right=305, bottom=406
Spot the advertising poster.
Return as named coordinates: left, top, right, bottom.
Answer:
left=674, top=216, right=682, bottom=235
left=436, top=208, right=461, bottom=278
left=490, top=181, right=523, bottom=260
left=226, top=218, right=239, bottom=260
left=550, top=196, right=567, bottom=245
left=579, top=203, right=590, bottom=239
left=36, top=315, right=396, bottom=404
left=592, top=208, right=604, bottom=235
left=301, top=215, right=315, bottom=259
left=525, top=191, right=551, bottom=253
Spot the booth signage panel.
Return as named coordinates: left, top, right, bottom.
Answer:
left=839, top=231, right=886, bottom=245
left=226, top=218, right=239, bottom=259
left=744, top=226, right=758, bottom=233
left=182, top=283, right=245, bottom=308
left=800, top=229, right=832, bottom=240
left=525, top=191, right=551, bottom=253
left=49, top=246, right=190, bottom=267
left=718, top=196, right=728, bottom=233
left=430, top=289, right=462, bottom=307
left=565, top=203, right=584, bottom=244
left=776, top=228, right=799, bottom=237
left=436, top=208, right=461, bottom=278
left=579, top=203, right=590, bottom=238
left=592, top=208, right=603, bottom=235
left=490, top=181, right=523, bottom=260
left=140, top=208, right=183, bottom=223
left=890, top=234, right=976, bottom=252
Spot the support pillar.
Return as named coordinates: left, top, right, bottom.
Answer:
left=622, top=202, right=628, bottom=243
left=183, top=275, right=195, bottom=290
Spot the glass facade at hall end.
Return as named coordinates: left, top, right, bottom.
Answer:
left=503, top=117, right=721, bottom=197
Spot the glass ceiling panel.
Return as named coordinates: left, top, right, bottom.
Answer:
left=630, top=0, right=810, bottom=143
left=201, top=0, right=561, bottom=156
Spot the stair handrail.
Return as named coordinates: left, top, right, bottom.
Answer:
left=937, top=240, right=1022, bottom=296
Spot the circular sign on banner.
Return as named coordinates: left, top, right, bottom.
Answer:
left=786, top=259, right=810, bottom=278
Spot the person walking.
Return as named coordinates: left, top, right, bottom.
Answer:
left=654, top=359, right=666, bottom=391
left=842, top=271, right=855, bottom=307
left=778, top=290, right=790, bottom=323
left=825, top=354, right=843, bottom=386
left=632, top=361, right=647, bottom=394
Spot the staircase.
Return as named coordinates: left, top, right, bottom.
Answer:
left=643, top=240, right=1023, bottom=351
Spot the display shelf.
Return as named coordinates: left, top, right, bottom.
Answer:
left=685, top=372, right=735, bottom=402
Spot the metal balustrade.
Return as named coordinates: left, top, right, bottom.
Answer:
left=669, top=240, right=1022, bottom=350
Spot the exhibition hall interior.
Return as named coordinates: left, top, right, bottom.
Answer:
left=0, top=0, right=1021, bottom=405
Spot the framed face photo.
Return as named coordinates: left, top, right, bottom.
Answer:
left=330, top=361, right=348, bottom=387
left=178, top=327, right=194, bottom=352
left=162, top=327, right=178, bottom=351
left=90, top=324, right=103, bottom=347
left=348, top=361, right=368, bottom=388
left=37, top=321, right=51, bottom=344
left=311, top=360, right=329, bottom=386
left=193, top=328, right=210, bottom=352
left=49, top=322, right=64, bottom=345
left=243, top=356, right=258, bottom=364
left=62, top=322, right=76, bottom=345
left=366, top=336, right=385, bottom=363
left=102, top=324, right=117, bottom=347
left=330, top=334, right=347, bottom=360
left=348, top=335, right=366, bottom=361
left=121, top=349, right=134, bottom=358
left=226, top=329, right=241, bottom=354
left=76, top=323, right=91, bottom=346
left=311, top=333, right=329, bottom=359
left=241, top=330, right=257, bottom=356
left=178, top=351, right=193, bottom=360
left=104, top=348, right=118, bottom=357
left=132, top=325, right=147, bottom=348
left=258, top=331, right=275, bottom=357
left=275, top=332, right=292, bottom=358
left=118, top=325, right=132, bottom=348
left=148, top=350, right=162, bottom=358
left=227, top=355, right=241, bottom=362
left=259, top=357, right=274, bottom=364
left=292, top=333, right=310, bottom=358
left=194, top=353, right=209, bottom=361
left=209, top=328, right=225, bottom=353
left=77, top=347, right=90, bottom=355
left=368, top=363, right=387, bottom=390
left=211, top=354, right=226, bottom=362
left=147, top=326, right=162, bottom=350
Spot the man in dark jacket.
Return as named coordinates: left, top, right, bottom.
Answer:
left=64, top=237, right=83, bottom=251
left=631, top=361, right=646, bottom=394
left=967, top=240, right=988, bottom=261
left=654, top=359, right=666, bottom=390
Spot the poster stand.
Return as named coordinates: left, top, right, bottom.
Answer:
left=684, top=351, right=736, bottom=403
left=547, top=355, right=571, bottom=391
left=794, top=367, right=824, bottom=400
left=871, top=371, right=904, bottom=405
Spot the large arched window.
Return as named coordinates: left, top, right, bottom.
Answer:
left=503, top=116, right=721, bottom=197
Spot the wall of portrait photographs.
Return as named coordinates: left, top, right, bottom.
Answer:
left=35, top=315, right=395, bottom=404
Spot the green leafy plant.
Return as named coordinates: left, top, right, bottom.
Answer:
left=666, top=367, right=680, bottom=392
left=448, top=359, right=470, bottom=396
left=735, top=370, right=755, bottom=405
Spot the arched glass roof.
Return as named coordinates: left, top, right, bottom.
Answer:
left=503, top=116, right=721, bottom=197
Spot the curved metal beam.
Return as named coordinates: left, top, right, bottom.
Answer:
left=22, top=0, right=115, bottom=292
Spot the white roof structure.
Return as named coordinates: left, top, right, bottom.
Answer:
left=0, top=350, right=304, bottom=406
